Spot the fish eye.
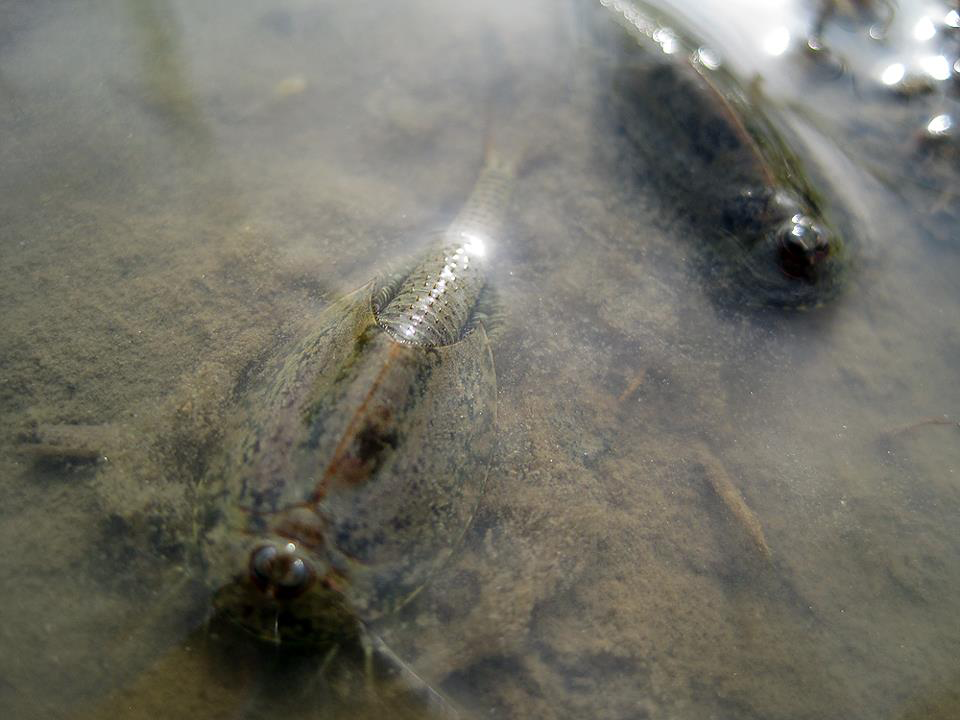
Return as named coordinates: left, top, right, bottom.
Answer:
left=250, top=544, right=278, bottom=588
left=248, top=543, right=315, bottom=599
left=775, top=215, right=830, bottom=279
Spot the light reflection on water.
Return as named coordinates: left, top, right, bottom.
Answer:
left=0, top=1, right=958, bottom=719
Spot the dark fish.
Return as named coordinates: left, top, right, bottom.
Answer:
left=598, top=0, right=851, bottom=308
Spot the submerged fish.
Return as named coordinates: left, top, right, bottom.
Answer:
left=597, top=0, right=851, bottom=308
left=204, top=154, right=510, bottom=647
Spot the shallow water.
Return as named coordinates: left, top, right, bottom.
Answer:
left=1, top=1, right=958, bottom=719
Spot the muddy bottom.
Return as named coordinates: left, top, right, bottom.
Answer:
left=1, top=1, right=958, bottom=719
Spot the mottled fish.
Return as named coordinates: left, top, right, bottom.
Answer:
left=204, top=152, right=512, bottom=647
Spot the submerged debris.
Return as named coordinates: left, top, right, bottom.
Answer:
left=691, top=440, right=772, bottom=559
left=883, top=415, right=960, bottom=440
left=17, top=423, right=107, bottom=463
left=16, top=422, right=142, bottom=465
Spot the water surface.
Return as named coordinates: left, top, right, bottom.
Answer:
left=1, top=1, right=958, bottom=718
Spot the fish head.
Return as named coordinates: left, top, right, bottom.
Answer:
left=728, top=188, right=846, bottom=307
left=732, top=189, right=834, bottom=282
left=209, top=525, right=361, bottom=647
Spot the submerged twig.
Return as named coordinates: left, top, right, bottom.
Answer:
left=691, top=440, right=771, bottom=559
left=368, top=633, right=462, bottom=719
left=616, top=370, right=647, bottom=403
left=886, top=416, right=960, bottom=438
left=16, top=423, right=112, bottom=463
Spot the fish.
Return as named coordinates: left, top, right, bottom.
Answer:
left=202, top=153, right=510, bottom=647
left=597, top=0, right=852, bottom=308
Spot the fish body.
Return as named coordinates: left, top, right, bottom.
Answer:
left=376, top=153, right=513, bottom=345
left=598, top=0, right=851, bottom=308
left=204, top=158, right=509, bottom=646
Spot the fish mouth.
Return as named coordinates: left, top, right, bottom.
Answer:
left=203, top=532, right=360, bottom=647
left=777, top=244, right=828, bottom=282
left=212, top=572, right=360, bottom=647
left=715, top=234, right=841, bottom=310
